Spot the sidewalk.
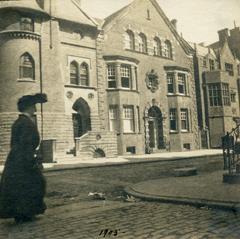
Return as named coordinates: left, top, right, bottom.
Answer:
left=125, top=170, right=240, bottom=211
left=0, top=149, right=222, bottom=174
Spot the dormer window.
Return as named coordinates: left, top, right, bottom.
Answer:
left=125, top=30, right=135, bottom=50
left=139, top=33, right=147, bottom=53
left=20, top=17, right=34, bottom=32
left=163, top=40, right=172, bottom=59
left=153, top=37, right=162, bottom=56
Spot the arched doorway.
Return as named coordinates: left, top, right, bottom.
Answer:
left=145, top=106, right=165, bottom=152
left=72, top=98, right=91, bottom=138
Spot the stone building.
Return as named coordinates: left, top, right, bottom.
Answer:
left=0, top=0, right=200, bottom=163
left=98, top=0, right=199, bottom=155
left=0, top=0, right=118, bottom=163
left=191, top=27, right=240, bottom=148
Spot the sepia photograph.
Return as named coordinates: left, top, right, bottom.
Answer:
left=0, top=0, right=240, bottom=238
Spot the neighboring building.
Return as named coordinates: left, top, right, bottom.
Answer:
left=191, top=27, right=240, bottom=148
left=0, top=0, right=118, bottom=163
left=98, top=0, right=199, bottom=155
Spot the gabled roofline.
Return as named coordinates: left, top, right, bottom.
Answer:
left=102, top=0, right=194, bottom=55
left=71, top=0, right=99, bottom=28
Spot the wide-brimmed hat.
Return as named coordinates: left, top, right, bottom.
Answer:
left=17, top=93, right=48, bottom=112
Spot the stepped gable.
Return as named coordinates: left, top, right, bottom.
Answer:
left=0, top=0, right=48, bottom=15
left=51, top=0, right=98, bottom=27
left=103, top=0, right=194, bottom=56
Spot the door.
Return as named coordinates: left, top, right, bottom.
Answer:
left=72, top=113, right=83, bottom=138
left=149, top=118, right=159, bottom=149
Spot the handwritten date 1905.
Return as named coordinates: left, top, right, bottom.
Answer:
left=99, top=229, right=120, bottom=237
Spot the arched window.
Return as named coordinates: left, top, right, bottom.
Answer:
left=70, top=61, right=79, bottom=85
left=125, top=30, right=135, bottom=50
left=164, top=40, right=172, bottom=59
left=153, top=37, right=162, bottom=56
left=20, top=17, right=34, bottom=32
left=80, top=62, right=89, bottom=86
left=19, top=53, right=35, bottom=80
left=139, top=33, right=147, bottom=53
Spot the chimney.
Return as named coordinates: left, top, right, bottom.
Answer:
left=171, top=19, right=177, bottom=31
left=218, top=28, right=229, bottom=43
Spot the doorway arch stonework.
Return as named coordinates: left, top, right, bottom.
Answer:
left=72, top=97, right=91, bottom=138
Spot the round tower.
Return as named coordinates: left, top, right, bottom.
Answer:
left=0, top=0, right=48, bottom=162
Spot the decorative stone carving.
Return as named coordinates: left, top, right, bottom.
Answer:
left=145, top=69, right=159, bottom=92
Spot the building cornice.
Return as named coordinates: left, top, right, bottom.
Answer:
left=103, top=55, right=140, bottom=64
left=0, top=30, right=40, bottom=41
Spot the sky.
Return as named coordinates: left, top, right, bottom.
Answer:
left=81, top=0, right=240, bottom=44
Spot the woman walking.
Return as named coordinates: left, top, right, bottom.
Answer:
left=0, top=93, right=47, bottom=223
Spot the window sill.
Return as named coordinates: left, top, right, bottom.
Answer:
left=167, top=94, right=190, bottom=97
left=181, top=130, right=190, bottom=133
left=153, top=55, right=173, bottom=61
left=125, top=49, right=148, bottom=55
left=123, top=132, right=137, bottom=135
left=106, top=88, right=139, bottom=93
left=65, top=84, right=96, bottom=90
left=17, top=78, right=35, bottom=82
left=170, top=130, right=178, bottom=134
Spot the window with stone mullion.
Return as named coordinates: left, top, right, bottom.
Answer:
left=107, top=64, right=117, bottom=88
left=169, top=108, right=177, bottom=131
left=121, top=65, right=131, bottom=89
left=167, top=73, right=174, bottom=94
left=180, top=109, right=189, bottom=131
left=178, top=73, right=186, bottom=94
left=123, top=106, right=134, bottom=133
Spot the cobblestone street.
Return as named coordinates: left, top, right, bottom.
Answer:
left=0, top=166, right=240, bottom=238
left=0, top=201, right=240, bottom=239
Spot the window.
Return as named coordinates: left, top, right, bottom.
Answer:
left=109, top=105, right=118, bottom=132
left=20, top=17, right=34, bottom=32
left=225, top=63, right=234, bottom=76
left=209, top=59, right=215, bottom=71
left=80, top=63, right=89, bottom=86
left=19, top=53, right=35, bottom=80
left=180, top=109, right=189, bottom=131
left=231, top=92, right=236, bottom=103
left=137, top=106, right=141, bottom=133
left=163, top=40, right=172, bottom=59
left=126, top=146, right=136, bottom=154
left=238, top=65, right=240, bottom=76
left=70, top=61, right=79, bottom=85
left=208, top=84, right=221, bottom=106
left=139, top=33, right=147, bottom=53
left=167, top=73, right=174, bottom=94
left=178, top=73, right=186, bottom=94
left=222, top=83, right=230, bottom=106
left=169, top=108, right=177, bottom=131
left=153, top=37, right=161, bottom=56
left=125, top=30, right=135, bottom=50
left=123, top=106, right=134, bottom=133
left=120, top=65, right=131, bottom=89
left=107, top=64, right=117, bottom=88
left=203, top=57, right=207, bottom=67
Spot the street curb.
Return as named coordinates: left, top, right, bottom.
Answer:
left=124, top=186, right=240, bottom=212
left=42, top=153, right=223, bottom=173
left=0, top=153, right=223, bottom=175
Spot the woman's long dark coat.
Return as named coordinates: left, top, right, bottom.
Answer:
left=0, top=115, right=46, bottom=218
